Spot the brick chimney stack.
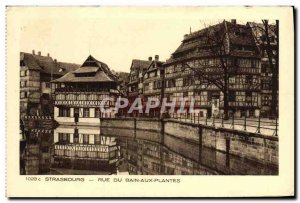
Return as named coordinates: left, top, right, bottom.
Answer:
left=231, top=19, right=237, bottom=24
left=155, top=55, right=159, bottom=61
left=38, top=51, right=41, bottom=56
left=148, top=56, right=152, bottom=61
left=32, top=50, right=35, bottom=55
left=47, top=53, right=50, bottom=57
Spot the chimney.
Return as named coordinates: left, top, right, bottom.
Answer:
left=155, top=55, right=159, bottom=61
left=47, top=53, right=50, bottom=57
left=38, top=51, right=41, bottom=56
left=54, top=59, right=57, bottom=64
left=32, top=50, right=35, bottom=55
left=231, top=19, right=237, bottom=24
left=148, top=56, right=152, bottom=61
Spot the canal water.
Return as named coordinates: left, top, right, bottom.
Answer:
left=20, top=125, right=278, bottom=175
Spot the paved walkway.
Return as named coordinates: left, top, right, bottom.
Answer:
left=169, top=117, right=278, bottom=137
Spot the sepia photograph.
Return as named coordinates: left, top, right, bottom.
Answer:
left=6, top=6, right=294, bottom=197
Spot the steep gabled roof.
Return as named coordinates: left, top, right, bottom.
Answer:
left=20, top=53, right=41, bottom=70
left=145, top=60, right=164, bottom=73
left=57, top=62, right=81, bottom=74
left=20, top=52, right=79, bottom=75
left=226, top=21, right=257, bottom=46
left=52, top=55, right=118, bottom=83
left=165, top=21, right=259, bottom=65
left=131, top=59, right=152, bottom=71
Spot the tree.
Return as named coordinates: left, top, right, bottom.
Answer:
left=180, top=21, right=235, bottom=120
left=248, top=20, right=279, bottom=118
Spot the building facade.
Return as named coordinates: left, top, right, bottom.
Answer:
left=127, top=58, right=153, bottom=101
left=52, top=125, right=120, bottom=172
left=20, top=51, right=79, bottom=117
left=248, top=22, right=278, bottom=118
left=52, top=55, right=120, bottom=125
left=163, top=20, right=261, bottom=118
left=142, top=55, right=165, bottom=117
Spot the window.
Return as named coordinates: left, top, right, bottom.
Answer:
left=45, top=82, right=50, bottom=88
left=183, top=77, right=193, bottom=86
left=59, top=107, right=70, bottom=117
left=95, top=108, right=100, bottom=118
left=94, top=134, right=101, bottom=144
left=236, top=91, right=245, bottom=102
left=88, top=94, right=97, bottom=100
left=20, top=91, right=28, bottom=98
left=74, top=129, right=79, bottom=143
left=78, top=94, right=87, bottom=101
left=20, top=71, right=25, bottom=77
left=144, top=83, right=149, bottom=91
left=238, top=59, right=252, bottom=67
left=20, top=81, right=27, bottom=87
left=262, top=96, right=270, bottom=106
left=251, top=60, right=260, bottom=68
left=56, top=94, right=65, bottom=100
left=25, top=70, right=29, bottom=76
left=166, top=79, right=175, bottom=88
left=83, top=108, right=90, bottom=118
left=66, top=94, right=76, bottom=100
left=58, top=133, right=70, bottom=144
left=229, top=76, right=235, bottom=84
left=83, top=134, right=89, bottom=144
left=270, top=36, right=275, bottom=43
left=20, top=60, right=25, bottom=67
left=199, top=111, right=204, bottom=117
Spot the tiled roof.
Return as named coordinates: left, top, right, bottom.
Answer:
left=52, top=70, right=114, bottom=83
left=57, top=62, right=81, bottom=74
left=20, top=53, right=41, bottom=70
left=74, top=66, right=99, bottom=73
left=166, top=21, right=259, bottom=65
left=145, top=60, right=164, bottom=72
left=20, top=52, right=79, bottom=75
left=116, top=72, right=130, bottom=83
left=131, top=59, right=152, bottom=71
left=52, top=55, right=118, bottom=83
left=226, top=21, right=257, bottom=46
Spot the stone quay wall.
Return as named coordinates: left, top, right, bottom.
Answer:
left=100, top=118, right=278, bottom=167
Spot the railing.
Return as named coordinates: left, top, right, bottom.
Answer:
left=169, top=113, right=278, bottom=137
left=115, top=113, right=279, bottom=137
left=23, top=115, right=53, bottom=120
left=54, top=87, right=117, bottom=93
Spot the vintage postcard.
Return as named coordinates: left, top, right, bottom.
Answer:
left=6, top=6, right=294, bottom=197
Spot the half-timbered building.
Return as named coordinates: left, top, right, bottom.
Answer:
left=52, top=125, right=120, bottom=172
left=142, top=55, right=165, bottom=117
left=163, top=20, right=261, bottom=118
left=52, top=55, right=120, bottom=125
left=20, top=51, right=79, bottom=117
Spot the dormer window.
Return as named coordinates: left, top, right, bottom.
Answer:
left=20, top=60, right=25, bottom=67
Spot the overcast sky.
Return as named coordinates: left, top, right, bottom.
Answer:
left=17, top=7, right=268, bottom=72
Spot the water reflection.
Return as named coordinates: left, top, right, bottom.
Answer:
left=20, top=125, right=278, bottom=175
